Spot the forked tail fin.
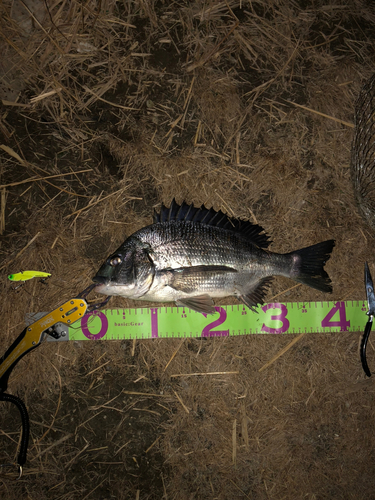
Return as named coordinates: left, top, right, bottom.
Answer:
left=288, top=240, right=335, bottom=292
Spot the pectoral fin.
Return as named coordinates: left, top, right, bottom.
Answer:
left=166, top=265, right=237, bottom=293
left=176, top=294, right=216, bottom=314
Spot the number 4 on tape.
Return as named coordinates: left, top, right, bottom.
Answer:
left=321, top=302, right=350, bottom=331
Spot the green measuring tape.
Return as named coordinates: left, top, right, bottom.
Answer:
left=37, top=300, right=365, bottom=342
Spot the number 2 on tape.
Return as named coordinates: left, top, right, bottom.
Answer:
left=202, top=307, right=229, bottom=337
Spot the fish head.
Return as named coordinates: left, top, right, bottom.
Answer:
left=93, top=238, right=154, bottom=298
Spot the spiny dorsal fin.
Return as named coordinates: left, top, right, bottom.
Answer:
left=154, top=199, right=271, bottom=249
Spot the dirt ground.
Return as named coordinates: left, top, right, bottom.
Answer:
left=1, top=1, right=375, bottom=499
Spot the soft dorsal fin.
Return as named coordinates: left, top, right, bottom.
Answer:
left=153, top=199, right=271, bottom=249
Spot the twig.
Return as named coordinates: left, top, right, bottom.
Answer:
left=268, top=283, right=301, bottom=301
left=83, top=86, right=140, bottom=111
left=1, top=100, right=31, bottom=108
left=258, top=334, right=305, bottom=372
left=173, top=390, right=190, bottom=413
left=282, top=99, right=354, bottom=128
left=30, top=88, right=62, bottom=104
left=19, top=0, right=64, bottom=55
left=186, top=22, right=239, bottom=71
left=85, top=360, right=111, bottom=376
left=131, top=339, right=136, bottom=356
left=105, top=18, right=136, bottom=28
left=30, top=361, right=62, bottom=450
left=65, top=188, right=125, bottom=218
left=170, top=371, right=239, bottom=378
left=65, top=442, right=90, bottom=469
left=122, top=390, right=168, bottom=397
left=244, top=42, right=300, bottom=101
left=145, top=436, right=161, bottom=453
left=229, top=479, right=252, bottom=499
left=0, top=232, right=40, bottom=272
left=0, top=169, right=93, bottom=189
left=31, top=433, right=73, bottom=460
left=0, top=189, right=6, bottom=235
left=0, top=144, right=26, bottom=166
left=163, top=339, right=185, bottom=372
left=82, top=477, right=107, bottom=500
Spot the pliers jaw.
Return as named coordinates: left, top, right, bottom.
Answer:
left=365, top=262, right=375, bottom=318
left=76, top=283, right=112, bottom=312
left=361, top=262, right=374, bottom=377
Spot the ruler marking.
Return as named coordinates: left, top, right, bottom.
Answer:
left=44, top=300, right=369, bottom=342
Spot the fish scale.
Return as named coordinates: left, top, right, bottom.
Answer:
left=148, top=221, right=262, bottom=269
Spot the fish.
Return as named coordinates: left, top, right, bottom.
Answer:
left=93, top=200, right=335, bottom=314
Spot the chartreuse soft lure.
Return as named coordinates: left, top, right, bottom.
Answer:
left=8, top=271, right=51, bottom=282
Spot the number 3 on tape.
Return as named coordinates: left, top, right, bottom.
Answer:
left=261, top=303, right=290, bottom=334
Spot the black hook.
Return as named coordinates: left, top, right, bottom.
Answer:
left=76, top=283, right=112, bottom=313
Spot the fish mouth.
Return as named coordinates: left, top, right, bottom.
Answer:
left=94, top=282, right=116, bottom=296
left=92, top=275, right=112, bottom=295
left=92, top=276, right=126, bottom=295
left=92, top=275, right=108, bottom=284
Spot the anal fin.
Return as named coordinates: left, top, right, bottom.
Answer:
left=238, top=277, right=273, bottom=312
left=176, top=295, right=216, bottom=314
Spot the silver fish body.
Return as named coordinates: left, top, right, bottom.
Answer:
left=93, top=200, right=335, bottom=313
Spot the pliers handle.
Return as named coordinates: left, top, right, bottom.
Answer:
left=0, top=284, right=111, bottom=476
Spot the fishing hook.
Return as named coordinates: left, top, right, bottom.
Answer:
left=76, top=283, right=112, bottom=312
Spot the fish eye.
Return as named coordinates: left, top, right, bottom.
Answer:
left=109, top=255, right=122, bottom=266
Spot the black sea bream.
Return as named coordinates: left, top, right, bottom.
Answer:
left=93, top=200, right=335, bottom=313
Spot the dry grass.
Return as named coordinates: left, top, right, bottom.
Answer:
left=1, top=0, right=375, bottom=498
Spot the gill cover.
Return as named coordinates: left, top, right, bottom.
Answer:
left=94, top=239, right=155, bottom=298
